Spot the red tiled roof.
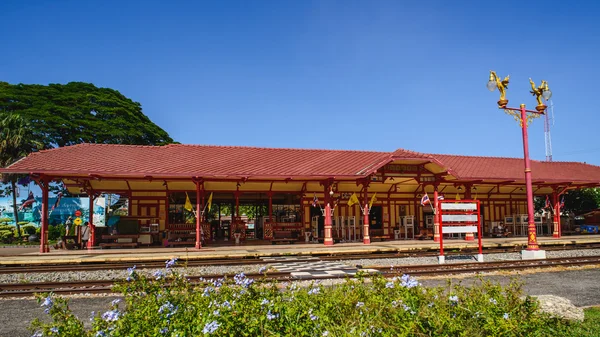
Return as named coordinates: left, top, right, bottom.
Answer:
left=3, top=143, right=391, bottom=179
left=3, top=144, right=600, bottom=184
left=431, top=154, right=600, bottom=183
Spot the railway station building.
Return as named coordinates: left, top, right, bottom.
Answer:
left=3, top=143, right=600, bottom=253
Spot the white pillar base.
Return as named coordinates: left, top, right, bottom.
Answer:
left=476, top=254, right=484, bottom=262
left=521, top=250, right=546, bottom=260
left=438, top=256, right=445, bottom=264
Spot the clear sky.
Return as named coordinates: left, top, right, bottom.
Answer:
left=1, top=0, right=599, bottom=165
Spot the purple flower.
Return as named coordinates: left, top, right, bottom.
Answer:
left=41, top=295, right=53, bottom=314
left=308, top=287, right=320, bottom=295
left=165, top=257, right=178, bottom=269
left=356, top=301, right=365, bottom=308
left=101, top=309, right=120, bottom=322
left=50, top=327, right=58, bottom=333
left=111, top=299, right=120, bottom=306
left=202, top=320, right=220, bottom=334
left=489, top=298, right=498, bottom=305
left=449, top=295, right=459, bottom=303
left=503, top=313, right=509, bottom=320
left=259, top=266, right=267, bottom=273
left=126, top=265, right=137, bottom=281
left=266, top=310, right=279, bottom=320
left=154, top=270, right=166, bottom=280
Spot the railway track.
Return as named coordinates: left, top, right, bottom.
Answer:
left=2, top=243, right=600, bottom=275
left=2, top=255, right=600, bottom=298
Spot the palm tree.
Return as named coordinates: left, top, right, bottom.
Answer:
left=0, top=113, right=41, bottom=238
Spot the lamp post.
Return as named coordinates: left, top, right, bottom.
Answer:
left=487, top=71, right=552, bottom=259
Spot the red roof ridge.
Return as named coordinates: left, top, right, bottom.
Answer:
left=392, top=147, right=434, bottom=158
left=166, top=143, right=390, bottom=154
left=429, top=152, right=600, bottom=167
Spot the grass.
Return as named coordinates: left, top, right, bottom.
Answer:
left=572, top=307, right=600, bottom=336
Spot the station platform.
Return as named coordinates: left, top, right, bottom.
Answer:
left=1, top=235, right=600, bottom=266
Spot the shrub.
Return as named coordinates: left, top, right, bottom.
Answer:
left=48, top=224, right=66, bottom=241
left=0, top=224, right=15, bottom=232
left=0, top=229, right=14, bottom=243
left=30, top=261, right=588, bottom=337
left=22, top=225, right=37, bottom=235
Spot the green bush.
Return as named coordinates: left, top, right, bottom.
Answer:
left=0, top=229, right=14, bottom=243
left=22, top=225, right=37, bottom=235
left=30, top=262, right=588, bottom=336
left=48, top=224, right=66, bottom=241
left=0, top=224, right=15, bottom=232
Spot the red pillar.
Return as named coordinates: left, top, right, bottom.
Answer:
left=433, top=188, right=440, bottom=242
left=88, top=195, right=95, bottom=249
left=521, top=104, right=540, bottom=251
left=40, top=178, right=49, bottom=253
left=195, top=182, right=202, bottom=249
left=363, top=188, right=370, bottom=245
left=552, top=191, right=560, bottom=238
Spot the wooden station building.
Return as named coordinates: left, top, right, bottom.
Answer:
left=3, top=143, right=600, bottom=253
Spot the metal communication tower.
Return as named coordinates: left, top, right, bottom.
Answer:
left=544, top=100, right=554, bottom=161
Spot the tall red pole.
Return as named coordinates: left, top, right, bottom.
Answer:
left=433, top=188, right=440, bottom=242
left=40, top=178, right=49, bottom=253
left=88, top=195, right=95, bottom=249
left=521, top=104, right=540, bottom=251
left=195, top=182, right=202, bottom=249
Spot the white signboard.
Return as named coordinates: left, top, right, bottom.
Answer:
left=440, top=203, right=477, bottom=210
left=442, top=225, right=478, bottom=233
left=442, top=214, right=478, bottom=222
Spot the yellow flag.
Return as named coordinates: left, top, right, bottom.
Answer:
left=347, top=193, right=359, bottom=207
left=184, top=192, right=193, bottom=212
left=207, top=192, right=213, bottom=212
left=369, top=193, right=377, bottom=208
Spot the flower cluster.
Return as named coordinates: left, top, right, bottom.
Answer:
left=233, top=272, right=254, bottom=288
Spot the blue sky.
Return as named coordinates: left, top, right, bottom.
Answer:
left=1, top=0, right=598, bottom=166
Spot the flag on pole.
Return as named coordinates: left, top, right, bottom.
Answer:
left=437, top=195, right=445, bottom=201
left=184, top=192, right=193, bottom=212
left=544, top=195, right=551, bottom=209
left=369, top=193, right=377, bottom=209
left=18, top=191, right=35, bottom=211
left=311, top=193, right=319, bottom=207
left=207, top=192, right=213, bottom=212
left=51, top=192, right=63, bottom=212
left=347, top=192, right=359, bottom=207
left=560, top=196, right=565, bottom=208
left=420, top=193, right=430, bottom=206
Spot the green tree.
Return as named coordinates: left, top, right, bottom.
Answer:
left=0, top=113, right=41, bottom=237
left=0, top=81, right=174, bottom=148
left=534, top=188, right=600, bottom=215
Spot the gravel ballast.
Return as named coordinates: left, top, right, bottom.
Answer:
left=3, top=248, right=600, bottom=284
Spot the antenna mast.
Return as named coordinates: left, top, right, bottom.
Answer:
left=544, top=99, right=554, bottom=161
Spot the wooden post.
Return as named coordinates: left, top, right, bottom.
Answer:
left=195, top=181, right=202, bottom=249
left=40, top=177, right=49, bottom=253
left=88, top=194, right=95, bottom=248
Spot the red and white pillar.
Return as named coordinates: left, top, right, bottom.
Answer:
left=40, top=178, right=49, bottom=253
left=433, top=188, right=440, bottom=242
left=195, top=181, right=202, bottom=249
left=88, top=195, right=95, bottom=249
left=552, top=191, right=560, bottom=238
left=324, top=202, right=333, bottom=246
left=363, top=188, right=370, bottom=245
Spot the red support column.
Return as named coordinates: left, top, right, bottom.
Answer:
left=195, top=182, right=202, bottom=249
left=552, top=191, right=560, bottom=238
left=88, top=195, right=95, bottom=249
left=433, top=188, right=440, bottom=242
left=363, top=188, right=370, bottom=245
left=521, top=104, right=540, bottom=251
left=40, top=178, right=49, bottom=253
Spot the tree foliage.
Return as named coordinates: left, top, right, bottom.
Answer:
left=0, top=81, right=174, bottom=148
left=535, top=188, right=600, bottom=215
left=0, top=113, right=42, bottom=237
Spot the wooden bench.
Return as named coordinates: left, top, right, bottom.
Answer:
left=100, top=234, right=139, bottom=249
left=370, top=229, right=389, bottom=241
left=271, top=230, right=296, bottom=244
left=167, top=233, right=196, bottom=247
